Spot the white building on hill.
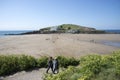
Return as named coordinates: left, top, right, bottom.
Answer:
left=50, top=26, right=58, bottom=31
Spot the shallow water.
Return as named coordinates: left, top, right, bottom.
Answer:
left=101, top=41, right=120, bottom=48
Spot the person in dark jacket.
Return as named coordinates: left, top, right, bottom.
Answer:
left=46, top=57, right=54, bottom=73
left=53, top=58, right=59, bottom=74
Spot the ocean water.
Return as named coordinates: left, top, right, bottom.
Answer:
left=0, top=30, right=32, bottom=37
left=104, top=29, right=120, bottom=34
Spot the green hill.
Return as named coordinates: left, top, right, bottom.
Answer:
left=57, top=24, right=95, bottom=31
left=19, top=24, right=105, bottom=35
left=40, top=24, right=105, bottom=34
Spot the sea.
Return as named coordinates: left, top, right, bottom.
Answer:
left=104, top=29, right=120, bottom=34
left=0, top=30, right=32, bottom=37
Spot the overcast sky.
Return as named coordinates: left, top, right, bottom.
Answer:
left=0, top=0, right=120, bottom=30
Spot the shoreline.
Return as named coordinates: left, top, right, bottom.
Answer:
left=0, top=34, right=120, bottom=58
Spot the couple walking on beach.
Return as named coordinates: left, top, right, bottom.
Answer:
left=46, top=57, right=59, bottom=74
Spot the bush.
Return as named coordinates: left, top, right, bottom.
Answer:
left=37, top=56, right=48, bottom=68
left=111, top=51, right=120, bottom=76
left=18, top=55, right=37, bottom=70
left=0, top=55, right=37, bottom=76
left=57, top=56, right=80, bottom=68
left=0, top=55, right=19, bottom=76
left=80, top=55, right=102, bottom=74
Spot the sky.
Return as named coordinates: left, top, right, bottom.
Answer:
left=0, top=0, right=120, bottom=30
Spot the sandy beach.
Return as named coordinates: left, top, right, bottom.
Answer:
left=0, top=34, right=120, bottom=58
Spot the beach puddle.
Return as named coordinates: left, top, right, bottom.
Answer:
left=101, top=41, right=120, bottom=48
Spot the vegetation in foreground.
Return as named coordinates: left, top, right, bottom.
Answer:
left=44, top=51, right=120, bottom=80
left=0, top=51, right=120, bottom=80
left=0, top=55, right=79, bottom=76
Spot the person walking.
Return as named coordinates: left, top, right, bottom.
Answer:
left=53, top=58, right=59, bottom=74
left=46, top=57, right=54, bottom=73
